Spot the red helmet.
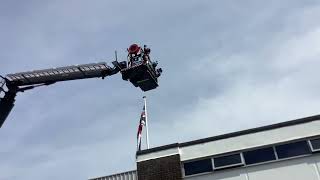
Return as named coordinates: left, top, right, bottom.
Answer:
left=128, top=44, right=140, bottom=54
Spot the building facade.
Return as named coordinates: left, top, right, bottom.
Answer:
left=136, top=115, right=320, bottom=180
left=90, top=115, right=320, bottom=180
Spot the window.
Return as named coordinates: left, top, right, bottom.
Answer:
left=182, top=138, right=319, bottom=176
left=310, top=138, right=320, bottom=152
left=214, top=153, right=243, bottom=169
left=243, top=147, right=276, bottom=165
left=275, top=140, right=311, bottom=159
left=184, top=158, right=213, bottom=176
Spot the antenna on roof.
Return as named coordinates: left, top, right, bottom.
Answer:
left=115, top=50, right=118, bottom=62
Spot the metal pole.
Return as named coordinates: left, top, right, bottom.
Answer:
left=143, top=96, right=150, bottom=149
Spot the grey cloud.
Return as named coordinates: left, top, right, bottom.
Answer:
left=1, top=0, right=320, bottom=179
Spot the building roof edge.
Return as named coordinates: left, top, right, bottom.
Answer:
left=137, top=114, right=320, bottom=156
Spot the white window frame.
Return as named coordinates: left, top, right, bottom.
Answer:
left=182, top=158, right=214, bottom=178
left=274, top=140, right=312, bottom=160
left=309, top=138, right=320, bottom=152
left=213, top=153, right=244, bottom=170
left=242, top=147, right=277, bottom=166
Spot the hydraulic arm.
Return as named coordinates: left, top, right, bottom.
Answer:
left=0, top=44, right=162, bottom=128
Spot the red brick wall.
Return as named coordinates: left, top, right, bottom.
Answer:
left=137, top=154, right=182, bottom=180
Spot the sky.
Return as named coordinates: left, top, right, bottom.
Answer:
left=1, top=0, right=320, bottom=179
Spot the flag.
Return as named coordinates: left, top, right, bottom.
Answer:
left=137, top=105, right=146, bottom=151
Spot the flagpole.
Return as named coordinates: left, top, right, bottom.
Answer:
left=143, top=96, right=150, bottom=149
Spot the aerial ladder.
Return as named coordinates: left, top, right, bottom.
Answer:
left=0, top=44, right=162, bottom=128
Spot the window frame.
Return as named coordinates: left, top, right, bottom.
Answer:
left=242, top=146, right=277, bottom=166
left=309, top=138, right=320, bottom=152
left=182, top=157, right=214, bottom=177
left=181, top=136, right=320, bottom=178
left=275, top=140, right=312, bottom=160
left=213, top=153, right=244, bottom=170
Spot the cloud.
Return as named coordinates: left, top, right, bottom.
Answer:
left=169, top=18, right=320, bottom=142
left=1, top=0, right=320, bottom=179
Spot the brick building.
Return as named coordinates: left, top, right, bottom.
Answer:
left=90, top=115, right=320, bottom=180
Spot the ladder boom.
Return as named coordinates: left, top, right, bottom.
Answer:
left=6, top=62, right=118, bottom=86
left=0, top=43, right=162, bottom=129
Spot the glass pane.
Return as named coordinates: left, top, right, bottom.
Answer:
left=276, top=141, right=311, bottom=159
left=214, top=154, right=242, bottom=168
left=243, top=147, right=276, bottom=165
left=311, top=138, right=320, bottom=150
left=184, top=159, right=213, bottom=176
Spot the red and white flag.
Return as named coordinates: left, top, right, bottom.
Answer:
left=137, top=105, right=146, bottom=151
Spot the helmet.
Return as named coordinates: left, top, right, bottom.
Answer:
left=128, top=44, right=140, bottom=54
